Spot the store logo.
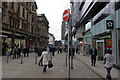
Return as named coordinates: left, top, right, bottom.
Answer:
left=106, top=20, right=114, bottom=29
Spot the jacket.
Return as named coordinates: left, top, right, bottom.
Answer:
left=39, top=51, right=50, bottom=65
left=90, top=48, right=97, bottom=56
left=104, top=53, right=113, bottom=68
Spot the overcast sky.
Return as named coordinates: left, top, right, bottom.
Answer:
left=35, top=0, right=70, bottom=40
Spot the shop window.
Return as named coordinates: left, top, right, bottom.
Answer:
left=85, top=21, right=91, bottom=31
left=32, top=4, right=35, bottom=11
left=115, top=1, right=120, bottom=11
left=9, top=12, right=13, bottom=26
left=26, top=2, right=28, bottom=7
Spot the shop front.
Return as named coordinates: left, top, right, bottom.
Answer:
left=1, top=30, right=27, bottom=55
left=96, top=32, right=112, bottom=60
left=84, top=33, right=92, bottom=56
left=14, top=39, right=25, bottom=48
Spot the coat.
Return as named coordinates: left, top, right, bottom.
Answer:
left=90, top=48, right=97, bottom=56
left=39, top=51, right=50, bottom=65
left=104, top=53, right=113, bottom=68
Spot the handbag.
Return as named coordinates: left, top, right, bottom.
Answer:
left=48, top=61, right=53, bottom=68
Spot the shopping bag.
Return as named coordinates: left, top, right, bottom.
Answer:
left=48, top=61, right=53, bottom=68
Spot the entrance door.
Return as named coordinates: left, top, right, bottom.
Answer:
left=96, top=40, right=104, bottom=60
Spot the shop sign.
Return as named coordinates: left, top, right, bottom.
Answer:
left=106, top=40, right=112, bottom=48
left=99, top=35, right=111, bottom=40
left=106, top=20, right=114, bottom=29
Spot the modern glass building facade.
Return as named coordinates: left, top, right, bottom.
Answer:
left=71, top=1, right=120, bottom=68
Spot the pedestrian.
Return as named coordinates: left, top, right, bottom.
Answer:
left=2, top=45, right=6, bottom=56
left=90, top=46, right=97, bottom=66
left=104, top=49, right=113, bottom=80
left=39, top=48, right=50, bottom=72
left=12, top=46, right=18, bottom=59
left=16, top=46, right=20, bottom=59
left=35, top=46, right=38, bottom=53
left=17, top=47, right=22, bottom=58
left=48, top=47, right=53, bottom=61
left=76, top=46, right=79, bottom=54
left=59, top=47, right=62, bottom=54
left=57, top=46, right=60, bottom=54
left=23, top=47, right=26, bottom=57
left=52, top=47, right=55, bottom=56
left=7, top=46, right=12, bottom=58
left=37, top=46, right=40, bottom=56
left=26, top=47, right=29, bottom=57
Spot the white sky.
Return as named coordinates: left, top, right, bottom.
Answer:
left=35, top=0, right=70, bottom=40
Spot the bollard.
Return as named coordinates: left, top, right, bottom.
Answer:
left=35, top=53, right=37, bottom=64
left=66, top=53, right=67, bottom=66
left=71, top=55, right=74, bottom=69
left=7, top=54, right=8, bottom=63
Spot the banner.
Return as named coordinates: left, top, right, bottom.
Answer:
left=106, top=40, right=112, bottom=48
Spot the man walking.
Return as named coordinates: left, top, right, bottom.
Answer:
left=90, top=46, right=97, bottom=66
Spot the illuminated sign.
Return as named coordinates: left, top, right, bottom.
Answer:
left=99, top=35, right=111, bottom=39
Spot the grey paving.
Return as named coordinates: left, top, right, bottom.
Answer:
left=76, top=53, right=118, bottom=79
left=1, top=52, right=119, bottom=79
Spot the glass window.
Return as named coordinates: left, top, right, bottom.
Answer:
left=85, top=21, right=91, bottom=31
left=9, top=2, right=14, bottom=9
left=93, top=3, right=111, bottom=25
left=115, top=1, right=120, bottom=11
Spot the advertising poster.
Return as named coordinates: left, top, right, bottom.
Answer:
left=106, top=40, right=112, bottom=48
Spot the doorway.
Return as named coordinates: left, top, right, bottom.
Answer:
left=96, top=40, right=104, bottom=60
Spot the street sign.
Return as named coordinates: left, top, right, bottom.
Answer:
left=63, top=10, right=69, bottom=22
left=106, top=20, right=114, bottom=29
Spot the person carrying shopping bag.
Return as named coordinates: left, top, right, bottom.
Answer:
left=104, top=49, right=113, bottom=80
left=39, top=48, right=53, bottom=72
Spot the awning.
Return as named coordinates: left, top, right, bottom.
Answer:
left=79, top=41, right=86, bottom=46
left=79, top=41, right=91, bottom=46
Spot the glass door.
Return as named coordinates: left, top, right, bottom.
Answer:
left=96, top=40, right=104, bottom=60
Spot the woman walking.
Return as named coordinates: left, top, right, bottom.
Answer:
left=39, top=48, right=50, bottom=72
left=104, top=49, right=113, bottom=80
